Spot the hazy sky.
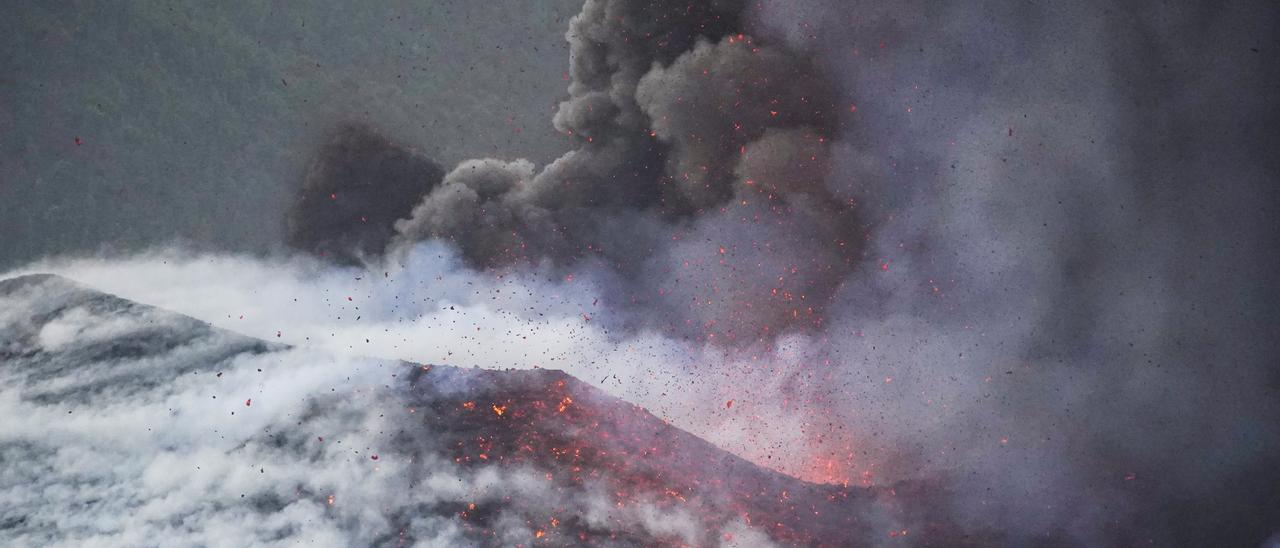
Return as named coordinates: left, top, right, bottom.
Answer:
left=1, top=0, right=579, bottom=270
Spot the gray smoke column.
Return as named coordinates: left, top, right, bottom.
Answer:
left=394, top=0, right=859, bottom=344
left=288, top=123, right=444, bottom=265
left=271, top=0, right=1280, bottom=544
left=742, top=0, right=1280, bottom=545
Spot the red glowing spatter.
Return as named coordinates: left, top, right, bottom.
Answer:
left=880, top=261, right=890, bottom=271
left=725, top=399, right=734, bottom=409
left=491, top=404, right=507, bottom=416
left=557, top=396, right=574, bottom=413
left=326, top=494, right=335, bottom=506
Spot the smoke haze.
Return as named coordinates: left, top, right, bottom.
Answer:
left=3, top=0, right=1279, bottom=545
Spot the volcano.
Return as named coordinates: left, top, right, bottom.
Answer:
left=0, top=274, right=980, bottom=546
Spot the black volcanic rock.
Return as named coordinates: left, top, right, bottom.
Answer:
left=0, top=274, right=982, bottom=546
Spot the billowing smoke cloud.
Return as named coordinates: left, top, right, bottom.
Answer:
left=392, top=0, right=858, bottom=344
left=331, top=0, right=1276, bottom=542
left=739, top=0, right=1280, bottom=544
left=287, top=123, right=443, bottom=264
left=4, top=0, right=1279, bottom=545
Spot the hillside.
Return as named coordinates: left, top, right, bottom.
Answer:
left=0, top=274, right=978, bottom=546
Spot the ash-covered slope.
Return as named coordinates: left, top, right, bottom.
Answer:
left=0, top=274, right=975, bottom=547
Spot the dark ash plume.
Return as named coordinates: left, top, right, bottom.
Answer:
left=394, top=0, right=859, bottom=343
left=288, top=123, right=444, bottom=264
